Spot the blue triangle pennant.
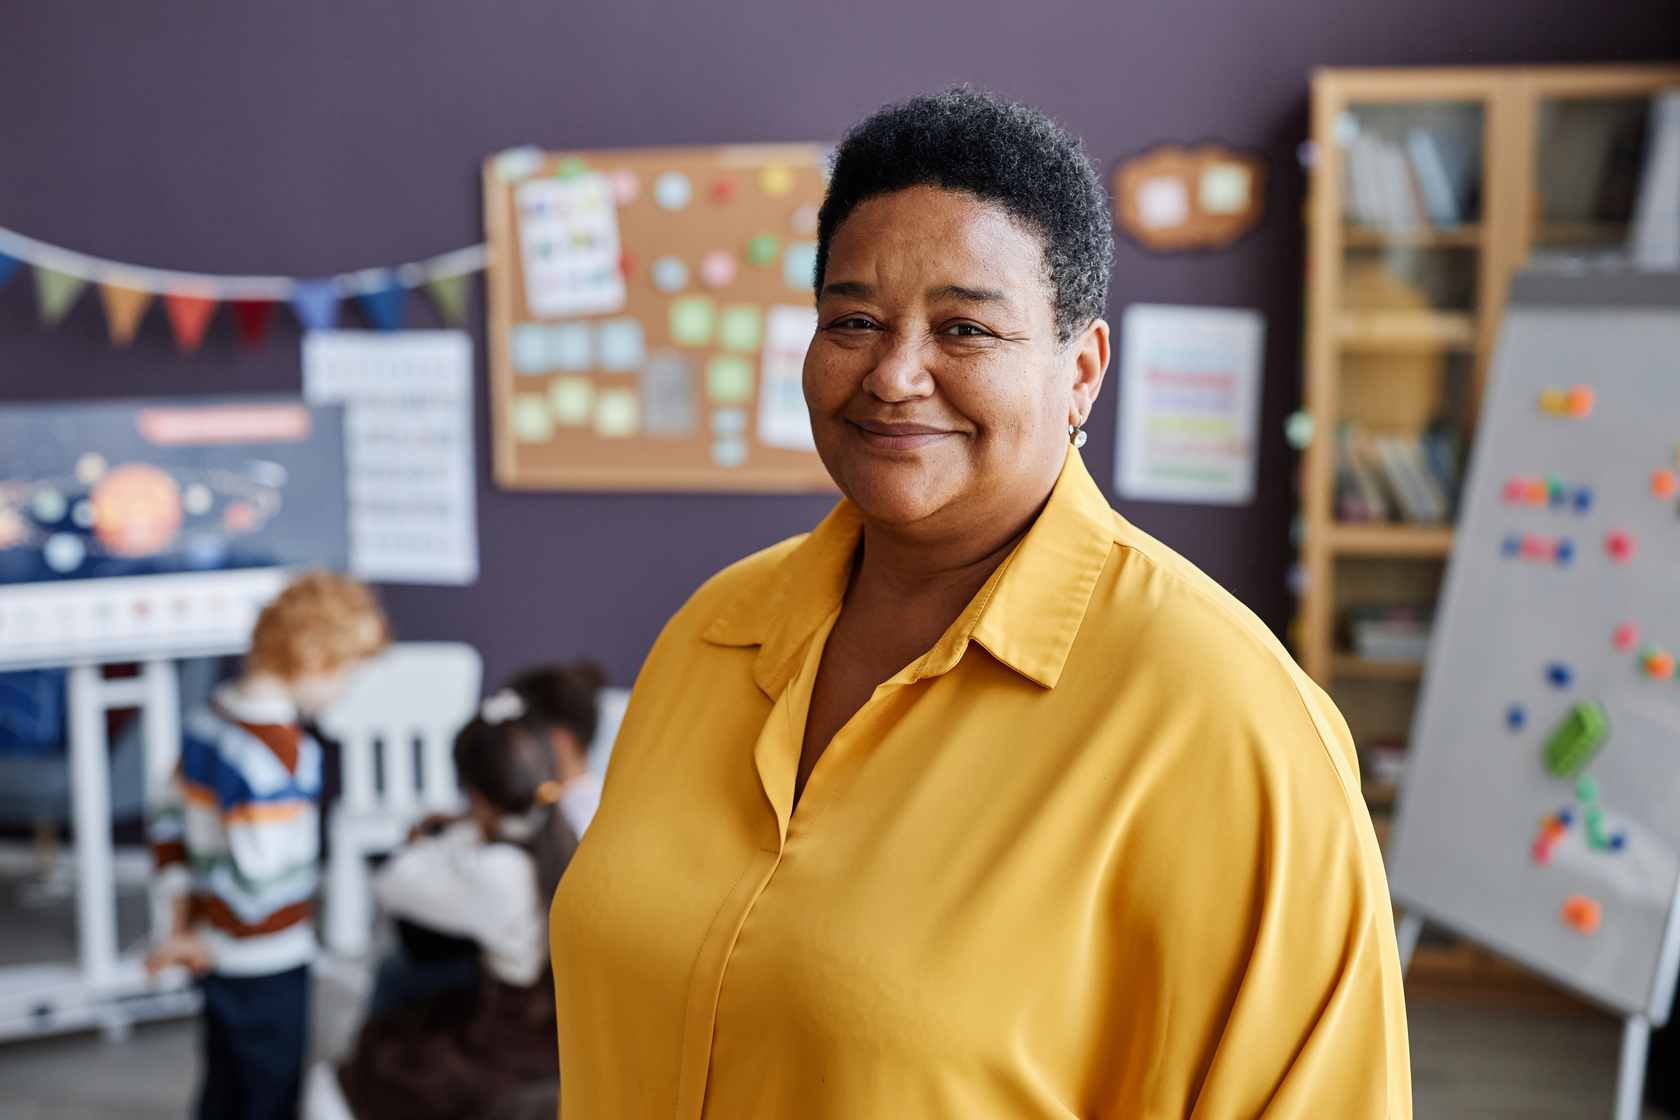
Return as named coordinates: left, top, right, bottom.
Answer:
left=0, top=252, right=21, bottom=290
left=354, top=277, right=406, bottom=332
left=289, top=278, right=341, bottom=331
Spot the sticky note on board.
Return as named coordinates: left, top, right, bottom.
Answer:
left=511, top=394, right=553, bottom=442
left=671, top=297, right=715, bottom=346
left=783, top=242, right=817, bottom=291
left=642, top=351, right=695, bottom=436
left=511, top=325, right=549, bottom=373
left=599, top=318, right=646, bottom=371
left=549, top=377, right=593, bottom=426
left=551, top=322, right=593, bottom=371
left=1199, top=163, right=1251, bottom=214
left=719, top=305, right=764, bottom=352
left=707, top=357, right=754, bottom=403
left=594, top=388, right=640, bottom=438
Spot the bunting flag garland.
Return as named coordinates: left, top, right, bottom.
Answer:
left=424, top=273, right=469, bottom=327
left=164, top=292, right=218, bottom=353
left=289, top=279, right=341, bottom=332
left=352, top=271, right=407, bottom=332
left=0, top=223, right=486, bottom=353
left=97, top=280, right=154, bottom=346
left=231, top=300, right=277, bottom=351
left=33, top=267, right=86, bottom=326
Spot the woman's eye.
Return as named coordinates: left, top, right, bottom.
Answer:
left=828, top=316, right=878, bottom=330
left=944, top=322, right=988, bottom=337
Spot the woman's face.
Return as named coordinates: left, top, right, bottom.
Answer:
left=805, top=185, right=1107, bottom=539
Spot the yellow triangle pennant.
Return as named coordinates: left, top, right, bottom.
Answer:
left=424, top=274, right=470, bottom=327
left=98, top=278, right=154, bottom=346
left=33, top=266, right=87, bottom=326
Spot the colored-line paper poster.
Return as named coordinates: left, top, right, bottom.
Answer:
left=1114, top=303, right=1265, bottom=506
left=758, top=305, right=818, bottom=451
left=302, top=331, right=479, bottom=586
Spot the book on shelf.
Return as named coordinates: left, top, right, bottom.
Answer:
left=1348, top=605, right=1433, bottom=663
left=1343, top=128, right=1474, bottom=233
left=1334, top=421, right=1460, bottom=525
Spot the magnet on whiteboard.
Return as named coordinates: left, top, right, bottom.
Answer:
left=1560, top=894, right=1602, bottom=934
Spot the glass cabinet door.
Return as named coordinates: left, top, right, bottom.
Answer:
left=1531, top=96, right=1652, bottom=267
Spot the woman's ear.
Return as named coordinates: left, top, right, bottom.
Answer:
left=1067, top=317, right=1110, bottom=427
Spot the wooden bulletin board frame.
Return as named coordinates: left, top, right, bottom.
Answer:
left=483, top=143, right=839, bottom=492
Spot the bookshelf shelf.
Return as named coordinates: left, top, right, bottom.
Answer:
left=1333, top=654, right=1427, bottom=679
left=1327, top=522, right=1454, bottom=556
left=1343, top=223, right=1484, bottom=247
left=1295, top=62, right=1680, bottom=1004
left=1337, top=310, right=1477, bottom=351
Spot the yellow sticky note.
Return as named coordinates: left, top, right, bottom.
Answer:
left=758, top=165, right=795, bottom=197
left=1199, top=163, right=1251, bottom=214
left=707, top=357, right=754, bottom=403
left=550, top=377, right=593, bottom=426
left=594, top=388, right=640, bottom=438
left=511, top=395, right=552, bottom=442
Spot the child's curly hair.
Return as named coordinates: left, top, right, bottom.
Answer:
left=247, top=570, right=389, bottom=680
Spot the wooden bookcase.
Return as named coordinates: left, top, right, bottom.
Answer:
left=1295, top=65, right=1680, bottom=982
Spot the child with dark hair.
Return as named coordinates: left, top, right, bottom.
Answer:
left=330, top=690, right=575, bottom=1120
left=504, top=659, right=608, bottom=837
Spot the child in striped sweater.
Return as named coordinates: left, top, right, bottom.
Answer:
left=147, top=571, right=388, bottom=1120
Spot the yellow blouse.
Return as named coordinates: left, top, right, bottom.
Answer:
left=552, top=449, right=1410, bottom=1119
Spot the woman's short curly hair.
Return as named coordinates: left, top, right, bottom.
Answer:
left=815, top=87, right=1113, bottom=343
left=247, top=570, right=389, bottom=681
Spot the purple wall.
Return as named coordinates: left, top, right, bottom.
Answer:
left=1, top=1, right=1674, bottom=690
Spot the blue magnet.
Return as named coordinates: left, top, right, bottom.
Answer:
left=1574, top=486, right=1594, bottom=514
left=1556, top=538, right=1576, bottom=566
left=1558, top=806, right=1574, bottom=827
left=1507, top=702, right=1527, bottom=731
left=1546, top=662, right=1574, bottom=689
left=1502, top=533, right=1522, bottom=559
left=1611, top=832, right=1628, bottom=851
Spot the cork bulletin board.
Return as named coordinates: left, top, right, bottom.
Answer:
left=483, top=143, right=839, bottom=492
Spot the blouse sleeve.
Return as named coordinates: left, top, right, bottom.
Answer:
left=375, top=823, right=545, bottom=987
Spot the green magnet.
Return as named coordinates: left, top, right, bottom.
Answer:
left=1544, top=700, right=1609, bottom=779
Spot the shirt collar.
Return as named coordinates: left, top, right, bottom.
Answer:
left=702, top=447, right=1117, bottom=696
left=211, top=682, right=300, bottom=727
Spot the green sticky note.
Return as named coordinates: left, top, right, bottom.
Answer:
left=747, top=233, right=779, bottom=265
left=706, top=357, right=754, bottom=403
left=670, top=297, right=715, bottom=346
left=1543, top=700, right=1609, bottom=779
left=593, top=388, right=640, bottom=438
left=557, top=157, right=589, bottom=180
left=719, top=305, right=763, bottom=352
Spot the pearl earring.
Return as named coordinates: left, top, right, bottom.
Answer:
left=1068, top=423, right=1087, bottom=449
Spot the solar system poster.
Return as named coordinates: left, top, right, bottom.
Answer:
left=0, top=397, right=348, bottom=585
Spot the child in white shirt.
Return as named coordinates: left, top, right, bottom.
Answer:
left=504, top=660, right=608, bottom=838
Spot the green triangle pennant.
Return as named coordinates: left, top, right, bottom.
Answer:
left=33, top=267, right=87, bottom=326
left=424, top=274, right=470, bottom=327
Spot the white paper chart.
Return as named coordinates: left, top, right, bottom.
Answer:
left=1114, top=303, right=1265, bottom=505
left=757, top=304, right=818, bottom=451
left=302, top=331, right=479, bottom=586
left=515, top=173, right=627, bottom=320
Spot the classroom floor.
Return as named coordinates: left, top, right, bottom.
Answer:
left=1, top=857, right=1678, bottom=1118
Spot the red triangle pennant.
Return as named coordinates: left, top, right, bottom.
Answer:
left=231, top=300, right=277, bottom=351
left=164, top=292, right=218, bottom=353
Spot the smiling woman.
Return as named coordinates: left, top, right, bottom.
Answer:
left=550, top=88, right=1410, bottom=1120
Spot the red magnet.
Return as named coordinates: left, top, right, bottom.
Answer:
left=1606, top=528, right=1638, bottom=564
left=1614, top=622, right=1640, bottom=651
left=1565, top=386, right=1594, bottom=418
left=1654, top=469, right=1678, bottom=500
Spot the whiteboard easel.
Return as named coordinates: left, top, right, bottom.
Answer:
left=1387, top=272, right=1680, bottom=1119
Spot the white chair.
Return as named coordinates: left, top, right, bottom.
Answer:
left=317, top=642, right=482, bottom=958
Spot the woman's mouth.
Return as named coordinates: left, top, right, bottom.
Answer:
left=850, top=419, right=958, bottom=451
